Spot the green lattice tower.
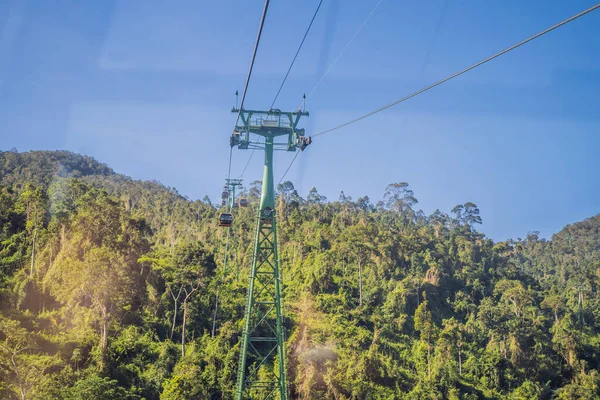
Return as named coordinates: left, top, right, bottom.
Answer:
left=230, top=108, right=310, bottom=400
left=224, top=178, right=242, bottom=279
left=225, top=178, right=244, bottom=210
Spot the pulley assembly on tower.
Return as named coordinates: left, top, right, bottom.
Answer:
left=229, top=108, right=311, bottom=153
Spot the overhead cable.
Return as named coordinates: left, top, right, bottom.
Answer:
left=303, top=0, right=385, bottom=106
left=239, top=138, right=263, bottom=178
left=278, top=150, right=301, bottom=185
left=227, top=147, right=233, bottom=181
left=270, top=0, right=324, bottom=109
left=313, top=3, right=600, bottom=138
left=229, top=0, right=271, bottom=178
left=276, top=0, right=385, bottom=182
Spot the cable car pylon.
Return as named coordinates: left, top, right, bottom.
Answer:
left=231, top=107, right=310, bottom=399
left=213, top=178, right=244, bottom=339
left=219, top=179, right=244, bottom=227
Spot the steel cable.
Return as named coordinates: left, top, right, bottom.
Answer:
left=313, top=3, right=600, bottom=138
left=270, top=0, right=324, bottom=109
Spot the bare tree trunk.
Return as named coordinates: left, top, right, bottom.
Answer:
left=99, top=308, right=109, bottom=371
left=427, top=338, right=431, bottom=380
left=30, top=221, right=37, bottom=277
left=11, top=353, right=27, bottom=400
left=169, top=286, right=182, bottom=340
left=171, top=300, right=178, bottom=340
left=358, top=259, right=363, bottom=307
left=579, top=291, right=585, bottom=325
left=181, top=299, right=187, bottom=357
left=211, top=292, right=219, bottom=337
left=458, top=346, right=462, bottom=376
left=101, top=315, right=108, bottom=352
left=181, top=281, right=200, bottom=357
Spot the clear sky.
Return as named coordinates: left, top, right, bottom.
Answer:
left=1, top=0, right=599, bottom=241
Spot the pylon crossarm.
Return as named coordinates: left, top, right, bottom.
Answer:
left=231, top=108, right=310, bottom=154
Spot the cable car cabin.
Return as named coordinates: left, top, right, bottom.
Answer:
left=238, top=198, right=248, bottom=207
left=218, top=213, right=233, bottom=227
left=221, top=190, right=229, bottom=199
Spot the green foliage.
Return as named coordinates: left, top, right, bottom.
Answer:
left=69, top=374, right=132, bottom=400
left=1, top=150, right=600, bottom=398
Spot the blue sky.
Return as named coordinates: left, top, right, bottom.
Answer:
left=1, top=0, right=599, bottom=241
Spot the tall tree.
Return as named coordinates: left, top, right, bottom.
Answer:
left=414, top=297, right=436, bottom=381
left=383, top=182, right=418, bottom=223
left=306, top=187, right=327, bottom=204
left=16, top=184, right=47, bottom=277
left=43, top=189, right=148, bottom=367
left=0, top=318, right=59, bottom=400
left=451, top=202, right=482, bottom=228
left=149, top=242, right=215, bottom=356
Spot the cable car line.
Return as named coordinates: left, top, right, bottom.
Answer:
left=312, top=3, right=600, bottom=138
left=383, top=0, right=448, bottom=173
left=241, top=0, right=322, bottom=178
left=223, top=1, right=271, bottom=232
left=232, top=0, right=271, bottom=137
left=239, top=147, right=257, bottom=178
left=270, top=0, right=324, bottom=109
left=226, top=147, right=233, bottom=180
left=218, top=1, right=271, bottom=337
left=302, top=0, right=385, bottom=107
left=277, top=0, right=385, bottom=183
left=239, top=137, right=262, bottom=178
left=230, top=0, right=273, bottom=180
left=227, top=0, right=270, bottom=180
left=278, top=149, right=301, bottom=185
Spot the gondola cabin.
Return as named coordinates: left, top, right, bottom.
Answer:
left=238, top=198, right=248, bottom=207
left=218, top=213, right=233, bottom=227
left=221, top=190, right=229, bottom=199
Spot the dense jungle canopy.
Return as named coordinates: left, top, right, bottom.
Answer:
left=1, top=150, right=599, bottom=399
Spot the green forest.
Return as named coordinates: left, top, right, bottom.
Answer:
left=1, top=149, right=599, bottom=399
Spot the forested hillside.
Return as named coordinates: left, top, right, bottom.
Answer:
left=1, top=149, right=599, bottom=399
